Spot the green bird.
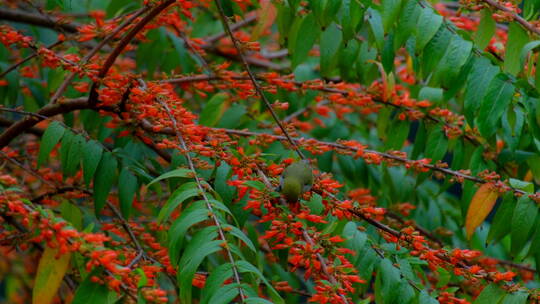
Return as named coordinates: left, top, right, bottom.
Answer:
left=279, top=160, right=313, bottom=202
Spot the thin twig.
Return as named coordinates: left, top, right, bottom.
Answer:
left=0, top=97, right=89, bottom=148
left=214, top=0, right=305, bottom=160
left=0, top=40, right=63, bottom=79
left=205, top=13, right=257, bottom=44
left=105, top=201, right=145, bottom=268
left=0, top=150, right=56, bottom=188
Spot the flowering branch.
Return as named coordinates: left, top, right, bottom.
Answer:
left=87, top=0, right=175, bottom=106
left=50, top=7, right=147, bottom=104
left=480, top=0, right=540, bottom=36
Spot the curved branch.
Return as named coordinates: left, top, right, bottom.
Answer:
left=87, top=0, right=176, bottom=106
left=0, top=97, right=88, bottom=148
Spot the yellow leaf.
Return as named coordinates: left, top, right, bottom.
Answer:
left=465, top=183, right=499, bottom=240
left=251, top=0, right=276, bottom=40
left=524, top=170, right=533, bottom=182
left=33, top=246, right=71, bottom=304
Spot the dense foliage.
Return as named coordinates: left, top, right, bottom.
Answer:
left=1, top=0, right=540, bottom=303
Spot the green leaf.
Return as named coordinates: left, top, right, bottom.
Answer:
left=178, top=226, right=221, bottom=304
left=380, top=0, right=402, bottom=32
left=72, top=270, right=118, bottom=304
left=65, top=134, right=85, bottom=177
left=33, top=247, right=71, bottom=304
left=473, top=284, right=506, bottom=304
left=378, top=259, right=401, bottom=303
left=477, top=74, right=515, bottom=138
left=395, top=0, right=421, bottom=47
left=320, top=23, right=342, bottom=77
left=158, top=182, right=200, bottom=223
left=289, top=13, right=319, bottom=68
left=519, top=40, right=540, bottom=68
left=463, top=57, right=500, bottom=124
left=236, top=260, right=283, bottom=302
left=418, top=87, right=443, bottom=104
left=511, top=196, right=538, bottom=255
left=432, top=36, right=473, bottom=88
left=367, top=8, right=384, bottom=50
left=536, top=54, right=540, bottom=91
left=474, top=9, right=496, bottom=50
left=339, top=0, right=363, bottom=41
left=82, top=140, right=103, bottom=187
left=487, top=194, right=514, bottom=244
left=386, top=119, right=409, bottom=150
left=214, top=163, right=235, bottom=204
left=415, top=7, right=443, bottom=53
left=306, top=193, right=324, bottom=215
left=245, top=298, right=275, bottom=304
left=223, top=224, right=256, bottom=252
left=276, top=2, right=294, bottom=45
left=118, top=168, right=137, bottom=218
left=201, top=263, right=233, bottom=304
left=167, top=31, right=196, bottom=73
left=93, top=152, right=117, bottom=215
left=217, top=103, right=246, bottom=129
left=243, top=180, right=265, bottom=191
left=504, top=22, right=529, bottom=75
left=38, top=121, right=65, bottom=167
left=523, top=0, right=540, bottom=20
left=199, top=93, right=228, bottom=127
left=421, top=26, right=452, bottom=76
left=321, top=1, right=342, bottom=29
left=424, top=125, right=448, bottom=162
left=206, top=284, right=241, bottom=304
left=147, top=168, right=192, bottom=188
left=508, top=178, right=533, bottom=193
left=418, top=290, right=439, bottom=304
left=208, top=198, right=234, bottom=216
left=339, top=39, right=361, bottom=80
left=436, top=267, right=451, bottom=288
left=59, top=131, right=74, bottom=174
left=501, top=291, right=528, bottom=304
left=527, top=224, right=540, bottom=263
left=168, top=201, right=209, bottom=264
left=106, top=0, right=138, bottom=17
left=60, top=201, right=83, bottom=230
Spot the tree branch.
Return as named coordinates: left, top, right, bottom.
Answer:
left=480, top=0, right=540, bottom=36
left=0, top=7, right=80, bottom=33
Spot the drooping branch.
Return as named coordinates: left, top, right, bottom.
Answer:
left=0, top=97, right=89, bottom=148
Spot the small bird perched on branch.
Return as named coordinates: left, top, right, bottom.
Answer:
left=279, top=160, right=313, bottom=208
